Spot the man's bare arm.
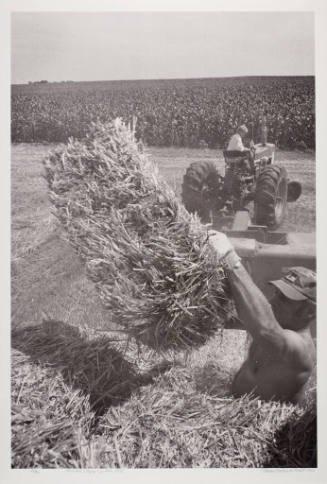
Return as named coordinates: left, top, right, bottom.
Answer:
left=227, top=263, right=283, bottom=339
left=208, top=232, right=283, bottom=340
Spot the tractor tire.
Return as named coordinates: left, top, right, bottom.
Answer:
left=255, top=165, right=288, bottom=229
left=181, top=161, right=222, bottom=223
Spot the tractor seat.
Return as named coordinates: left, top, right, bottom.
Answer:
left=223, top=150, right=253, bottom=172
left=223, top=150, right=249, bottom=160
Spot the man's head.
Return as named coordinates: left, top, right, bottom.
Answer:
left=269, top=267, right=316, bottom=331
left=237, top=125, right=248, bottom=137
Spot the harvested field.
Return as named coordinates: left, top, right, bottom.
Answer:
left=11, top=142, right=316, bottom=468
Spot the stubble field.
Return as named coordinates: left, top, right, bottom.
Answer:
left=11, top=143, right=316, bottom=468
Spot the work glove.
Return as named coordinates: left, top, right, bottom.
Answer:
left=208, top=230, right=241, bottom=271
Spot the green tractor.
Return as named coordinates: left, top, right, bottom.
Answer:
left=181, top=143, right=302, bottom=230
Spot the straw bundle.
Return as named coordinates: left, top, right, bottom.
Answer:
left=43, top=119, right=233, bottom=350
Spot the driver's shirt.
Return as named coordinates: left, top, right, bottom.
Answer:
left=227, top=133, right=246, bottom=151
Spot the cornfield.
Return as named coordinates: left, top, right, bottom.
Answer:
left=12, top=76, right=315, bottom=149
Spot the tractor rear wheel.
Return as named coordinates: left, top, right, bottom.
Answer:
left=181, top=161, right=223, bottom=223
left=255, top=165, right=288, bottom=229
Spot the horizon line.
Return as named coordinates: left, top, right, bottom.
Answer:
left=12, top=73, right=315, bottom=87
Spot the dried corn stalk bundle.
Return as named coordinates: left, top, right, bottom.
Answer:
left=44, top=119, right=233, bottom=350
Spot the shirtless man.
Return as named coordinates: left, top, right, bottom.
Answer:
left=208, top=231, right=316, bottom=404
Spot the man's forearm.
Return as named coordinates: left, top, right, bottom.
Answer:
left=208, top=231, right=282, bottom=338
left=226, top=262, right=281, bottom=338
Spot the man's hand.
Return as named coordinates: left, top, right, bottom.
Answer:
left=208, top=230, right=241, bottom=270
left=207, top=230, right=234, bottom=260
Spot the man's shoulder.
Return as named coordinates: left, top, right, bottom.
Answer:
left=257, top=327, right=314, bottom=370
left=280, top=329, right=315, bottom=371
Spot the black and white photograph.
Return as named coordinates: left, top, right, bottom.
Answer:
left=4, top=1, right=327, bottom=478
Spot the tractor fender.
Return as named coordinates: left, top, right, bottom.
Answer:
left=287, top=181, right=302, bottom=202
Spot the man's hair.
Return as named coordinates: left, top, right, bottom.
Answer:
left=237, top=125, right=248, bottom=135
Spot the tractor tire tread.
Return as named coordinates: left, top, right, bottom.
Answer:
left=255, top=165, right=288, bottom=229
left=182, top=161, right=222, bottom=222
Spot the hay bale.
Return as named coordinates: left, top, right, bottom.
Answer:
left=43, top=119, right=233, bottom=350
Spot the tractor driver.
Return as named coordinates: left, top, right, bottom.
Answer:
left=227, top=124, right=250, bottom=152
left=226, top=124, right=255, bottom=168
left=208, top=230, right=316, bottom=405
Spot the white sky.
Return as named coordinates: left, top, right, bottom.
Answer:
left=11, top=11, right=314, bottom=84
